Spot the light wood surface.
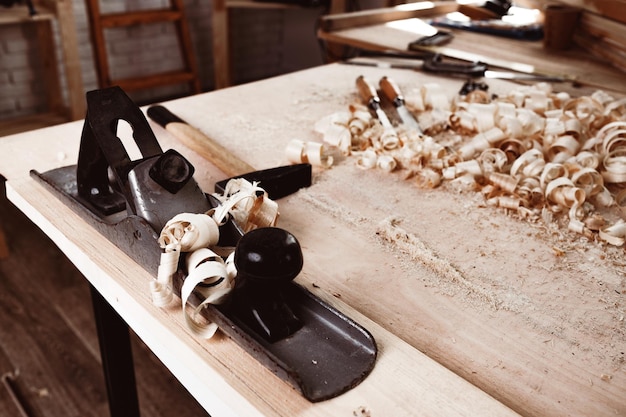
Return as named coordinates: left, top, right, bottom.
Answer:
left=319, top=1, right=457, bottom=32
left=0, top=66, right=522, bottom=416
left=164, top=122, right=256, bottom=176
left=1, top=63, right=625, bottom=416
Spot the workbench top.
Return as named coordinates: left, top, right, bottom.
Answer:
left=1, top=63, right=624, bottom=417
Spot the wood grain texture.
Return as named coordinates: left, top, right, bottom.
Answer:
left=575, top=10, right=626, bottom=71
left=547, top=0, right=626, bottom=23
left=1, top=62, right=625, bottom=416
left=164, top=122, right=256, bottom=177
left=0, top=101, right=519, bottom=415
left=3, top=177, right=520, bottom=417
left=319, top=1, right=457, bottom=31
left=154, top=65, right=625, bottom=417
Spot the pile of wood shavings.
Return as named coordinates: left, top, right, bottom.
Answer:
left=313, top=82, right=626, bottom=246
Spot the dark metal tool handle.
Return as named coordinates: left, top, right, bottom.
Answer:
left=146, top=105, right=186, bottom=127
left=422, top=54, right=487, bottom=78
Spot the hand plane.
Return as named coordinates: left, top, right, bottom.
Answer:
left=30, top=86, right=377, bottom=402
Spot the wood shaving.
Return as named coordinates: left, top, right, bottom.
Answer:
left=151, top=179, right=279, bottom=338
left=285, top=139, right=334, bottom=167
left=317, top=82, right=626, bottom=246
left=353, top=406, right=372, bottom=417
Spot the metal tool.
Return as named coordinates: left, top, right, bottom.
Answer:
left=147, top=105, right=312, bottom=200
left=422, top=54, right=568, bottom=82
left=31, top=86, right=377, bottom=402
left=347, top=54, right=570, bottom=83
left=379, top=76, right=422, bottom=132
left=356, top=75, right=394, bottom=128
left=203, top=227, right=377, bottom=401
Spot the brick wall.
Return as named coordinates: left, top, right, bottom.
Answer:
left=0, top=0, right=328, bottom=121
left=0, top=21, right=50, bottom=118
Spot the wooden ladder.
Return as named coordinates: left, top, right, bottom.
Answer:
left=85, top=0, right=201, bottom=95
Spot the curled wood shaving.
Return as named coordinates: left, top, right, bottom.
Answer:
left=316, top=81, right=626, bottom=245
left=212, top=178, right=279, bottom=232
left=182, top=248, right=235, bottom=338
left=152, top=213, right=220, bottom=307
left=151, top=180, right=279, bottom=338
left=356, top=149, right=379, bottom=169
left=285, top=139, right=333, bottom=167
left=376, top=154, right=397, bottom=172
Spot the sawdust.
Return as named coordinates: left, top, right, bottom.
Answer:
left=375, top=216, right=507, bottom=311
left=294, top=158, right=626, bottom=388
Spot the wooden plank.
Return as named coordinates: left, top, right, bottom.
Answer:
left=319, top=1, right=458, bottom=32
left=211, top=0, right=232, bottom=89
left=34, top=19, right=65, bottom=116
left=0, top=4, right=54, bottom=25
left=574, top=31, right=626, bottom=72
left=0, top=112, right=67, bottom=137
left=0, top=265, right=110, bottom=416
left=578, top=10, right=626, bottom=46
left=0, top=112, right=521, bottom=416
left=172, top=0, right=202, bottom=94
left=546, top=0, right=626, bottom=24
left=54, top=0, right=86, bottom=120
left=5, top=175, right=522, bottom=417
left=570, top=10, right=626, bottom=75
left=145, top=65, right=626, bottom=417
left=226, top=0, right=302, bottom=9
left=114, top=70, right=197, bottom=92
left=0, top=62, right=623, bottom=417
left=99, top=9, right=183, bottom=27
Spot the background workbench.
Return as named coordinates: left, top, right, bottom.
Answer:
left=0, top=61, right=624, bottom=416
left=317, top=1, right=626, bottom=96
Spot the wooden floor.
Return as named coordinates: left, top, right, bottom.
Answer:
left=0, top=179, right=209, bottom=416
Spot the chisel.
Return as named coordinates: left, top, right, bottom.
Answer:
left=346, top=54, right=570, bottom=83
left=356, top=75, right=394, bottom=129
left=379, top=76, right=422, bottom=132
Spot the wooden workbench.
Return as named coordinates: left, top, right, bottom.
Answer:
left=0, top=62, right=624, bottom=416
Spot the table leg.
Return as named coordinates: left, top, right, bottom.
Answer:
left=90, top=285, right=141, bottom=417
left=0, top=224, right=8, bottom=259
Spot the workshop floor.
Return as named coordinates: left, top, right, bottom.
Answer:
left=0, top=180, right=209, bottom=416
